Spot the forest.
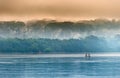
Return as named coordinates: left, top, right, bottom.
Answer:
left=0, top=19, right=119, bottom=54
left=0, top=35, right=118, bottom=54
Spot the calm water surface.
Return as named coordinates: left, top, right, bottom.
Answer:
left=0, top=57, right=120, bottom=78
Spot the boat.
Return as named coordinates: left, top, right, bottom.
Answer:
left=85, top=53, right=91, bottom=58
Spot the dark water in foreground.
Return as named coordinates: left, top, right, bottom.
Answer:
left=0, top=57, right=120, bottom=78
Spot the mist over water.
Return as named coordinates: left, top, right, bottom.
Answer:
left=0, top=19, right=119, bottom=78
left=0, top=0, right=120, bottom=77
left=0, top=19, right=120, bottom=53
left=1, top=53, right=120, bottom=58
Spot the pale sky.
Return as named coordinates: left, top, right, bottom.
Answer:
left=0, top=0, right=120, bottom=21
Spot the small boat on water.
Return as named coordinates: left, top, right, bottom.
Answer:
left=85, top=53, right=91, bottom=58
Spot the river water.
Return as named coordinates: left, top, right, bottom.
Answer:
left=0, top=56, right=120, bottom=78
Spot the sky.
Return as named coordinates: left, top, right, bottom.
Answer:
left=0, top=0, right=120, bottom=21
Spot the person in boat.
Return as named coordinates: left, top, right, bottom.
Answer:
left=85, top=53, right=91, bottom=58
left=88, top=53, right=90, bottom=58
left=85, top=53, right=87, bottom=58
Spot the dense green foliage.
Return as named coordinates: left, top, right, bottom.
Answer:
left=0, top=19, right=120, bottom=39
left=0, top=20, right=120, bottom=54
left=0, top=35, right=114, bottom=54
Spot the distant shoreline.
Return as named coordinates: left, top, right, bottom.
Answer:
left=0, top=53, right=120, bottom=58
